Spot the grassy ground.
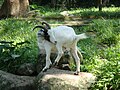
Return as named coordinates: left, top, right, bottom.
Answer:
left=32, top=6, right=120, bottom=19
left=0, top=7, right=120, bottom=90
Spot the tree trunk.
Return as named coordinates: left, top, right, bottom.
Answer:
left=51, top=0, right=56, bottom=8
left=0, top=0, right=29, bottom=18
left=103, top=0, right=109, bottom=6
left=98, top=0, right=102, bottom=11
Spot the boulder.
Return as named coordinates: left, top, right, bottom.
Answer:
left=36, top=68, right=96, bottom=90
left=17, top=63, right=37, bottom=76
left=0, top=70, right=36, bottom=90
left=0, top=68, right=96, bottom=90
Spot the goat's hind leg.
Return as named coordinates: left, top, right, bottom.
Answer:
left=77, top=47, right=83, bottom=61
left=71, top=46, right=80, bottom=75
left=53, top=44, right=63, bottom=66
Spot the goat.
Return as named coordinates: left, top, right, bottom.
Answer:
left=32, top=22, right=88, bottom=75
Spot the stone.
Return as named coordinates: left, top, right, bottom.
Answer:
left=0, top=70, right=36, bottom=90
left=17, top=63, right=37, bottom=76
left=0, top=68, right=96, bottom=90
left=36, top=68, right=96, bottom=90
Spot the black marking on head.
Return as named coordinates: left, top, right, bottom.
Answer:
left=37, top=30, right=44, bottom=36
left=33, top=25, right=51, bottom=42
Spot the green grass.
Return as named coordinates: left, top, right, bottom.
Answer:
left=30, top=5, right=62, bottom=18
left=30, top=6, right=120, bottom=19
left=69, top=7, right=120, bottom=19
left=0, top=18, right=40, bottom=73
left=75, top=19, right=120, bottom=90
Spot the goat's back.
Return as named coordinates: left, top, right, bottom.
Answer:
left=48, top=26, right=76, bottom=44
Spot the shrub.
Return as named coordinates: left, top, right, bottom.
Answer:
left=76, top=19, right=120, bottom=90
left=0, top=41, right=31, bottom=73
left=0, top=18, right=38, bottom=73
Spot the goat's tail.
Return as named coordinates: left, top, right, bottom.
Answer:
left=75, top=33, right=88, bottom=41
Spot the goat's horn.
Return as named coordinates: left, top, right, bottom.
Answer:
left=42, top=22, right=51, bottom=29
left=32, top=25, right=48, bottom=32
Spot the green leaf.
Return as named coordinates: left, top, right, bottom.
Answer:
left=11, top=54, right=21, bottom=59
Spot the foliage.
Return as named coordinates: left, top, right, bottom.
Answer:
left=89, top=19, right=120, bottom=46
left=29, top=6, right=120, bottom=19
left=0, top=18, right=39, bottom=73
left=29, top=5, right=62, bottom=17
left=75, top=19, right=120, bottom=90
left=32, top=0, right=120, bottom=8
left=0, top=41, right=30, bottom=73
left=88, top=45, right=120, bottom=90
left=69, top=7, right=120, bottom=19
left=0, top=0, right=4, bottom=6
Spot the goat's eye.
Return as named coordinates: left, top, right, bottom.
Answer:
left=41, top=29, right=44, bottom=32
left=38, top=30, right=44, bottom=36
left=38, top=32, right=41, bottom=35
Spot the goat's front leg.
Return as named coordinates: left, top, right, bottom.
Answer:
left=42, top=43, right=52, bottom=72
left=53, top=44, right=63, bottom=66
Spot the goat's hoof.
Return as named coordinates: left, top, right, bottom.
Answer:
left=52, top=62, right=58, bottom=67
left=74, top=71, right=80, bottom=75
left=54, top=41, right=57, bottom=44
left=42, top=68, right=48, bottom=72
left=49, top=64, right=52, bottom=68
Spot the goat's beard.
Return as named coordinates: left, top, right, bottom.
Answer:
left=37, top=36, right=44, bottom=43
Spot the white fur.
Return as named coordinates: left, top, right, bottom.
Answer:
left=37, top=25, right=88, bottom=74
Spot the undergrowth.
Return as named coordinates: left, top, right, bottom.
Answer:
left=29, top=5, right=120, bottom=19
left=75, top=19, right=120, bottom=90
left=0, top=18, right=39, bottom=73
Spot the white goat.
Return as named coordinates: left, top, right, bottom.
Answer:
left=33, top=22, right=88, bottom=75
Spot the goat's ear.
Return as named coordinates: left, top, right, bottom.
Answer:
left=42, top=22, right=51, bottom=29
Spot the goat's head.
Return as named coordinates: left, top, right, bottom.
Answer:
left=32, top=24, right=51, bottom=42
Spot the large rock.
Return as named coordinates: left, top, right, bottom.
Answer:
left=17, top=63, right=37, bottom=76
left=0, top=68, right=96, bottom=90
left=0, top=70, right=36, bottom=90
left=36, top=68, right=96, bottom=90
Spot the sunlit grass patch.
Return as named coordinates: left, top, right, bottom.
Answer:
left=37, top=7, right=120, bottom=19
